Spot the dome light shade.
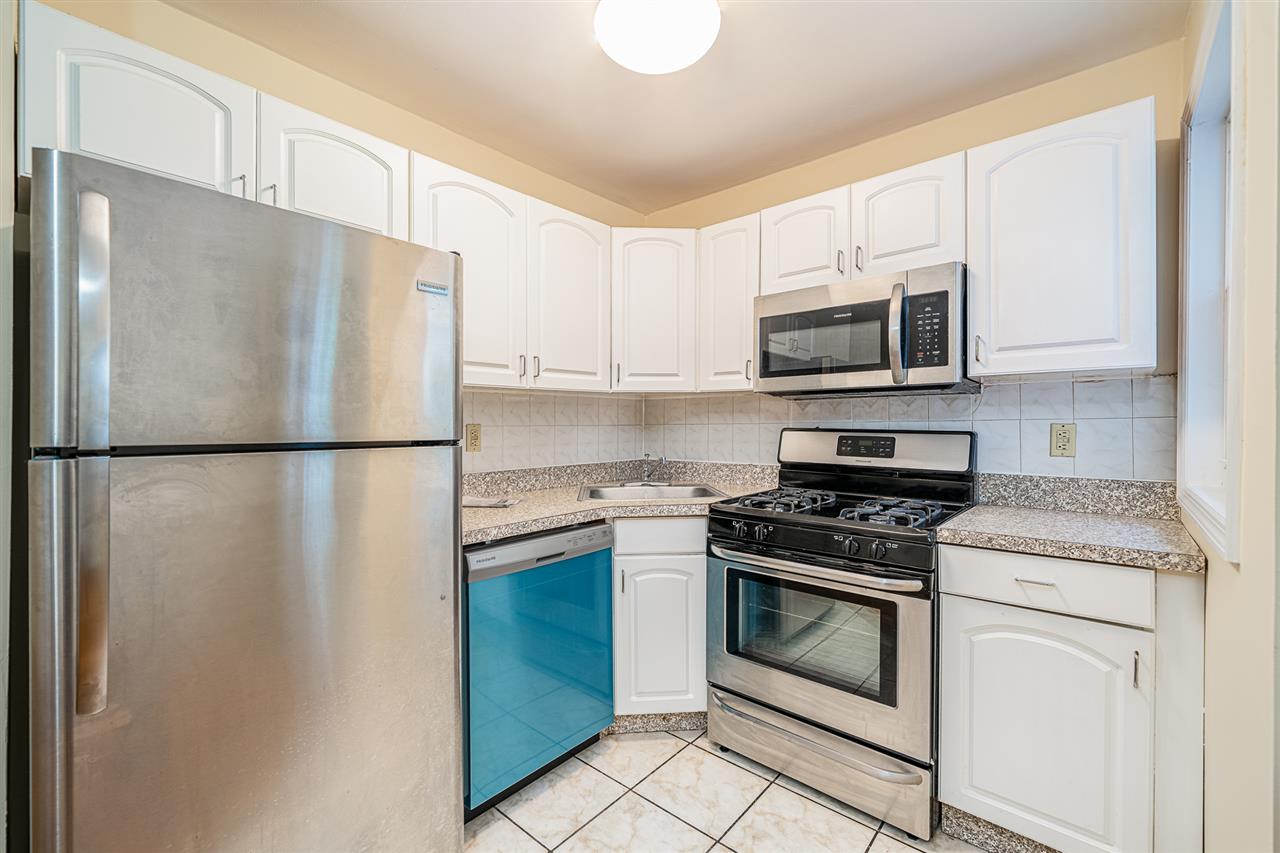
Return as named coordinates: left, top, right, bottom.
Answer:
left=594, top=0, right=721, bottom=75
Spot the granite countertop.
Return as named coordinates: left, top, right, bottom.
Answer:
left=938, top=504, right=1206, bottom=574
left=462, top=482, right=760, bottom=546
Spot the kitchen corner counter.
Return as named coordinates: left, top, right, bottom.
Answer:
left=462, top=482, right=759, bottom=546
left=937, top=504, right=1206, bottom=574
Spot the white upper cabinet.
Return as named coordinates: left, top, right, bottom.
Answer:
left=412, top=154, right=527, bottom=388
left=259, top=94, right=409, bottom=239
left=527, top=199, right=611, bottom=392
left=941, top=595, right=1154, bottom=853
left=759, top=185, right=851, bottom=294
left=966, top=98, right=1156, bottom=376
left=849, top=152, right=965, bottom=277
left=611, top=228, right=697, bottom=392
left=22, top=1, right=256, bottom=196
left=697, top=213, right=760, bottom=391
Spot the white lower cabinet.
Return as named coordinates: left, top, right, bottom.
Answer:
left=940, top=593, right=1154, bottom=853
left=612, top=519, right=707, bottom=714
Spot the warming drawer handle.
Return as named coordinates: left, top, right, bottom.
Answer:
left=710, top=691, right=923, bottom=787
left=709, top=545, right=923, bottom=593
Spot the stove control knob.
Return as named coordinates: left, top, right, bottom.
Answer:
left=753, top=524, right=772, bottom=542
left=870, top=541, right=888, bottom=560
left=846, top=538, right=861, bottom=557
left=731, top=520, right=748, bottom=538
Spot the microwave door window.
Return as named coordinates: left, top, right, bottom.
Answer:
left=759, top=300, right=891, bottom=378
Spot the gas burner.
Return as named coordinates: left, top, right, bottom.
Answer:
left=838, top=498, right=944, bottom=528
left=736, top=488, right=837, bottom=515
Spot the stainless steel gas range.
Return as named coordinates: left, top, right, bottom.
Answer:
left=705, top=428, right=976, bottom=841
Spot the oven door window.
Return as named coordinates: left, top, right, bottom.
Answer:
left=725, top=567, right=897, bottom=707
left=758, top=300, right=890, bottom=378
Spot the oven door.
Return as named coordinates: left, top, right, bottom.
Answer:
left=706, top=548, right=932, bottom=762
left=753, top=276, right=906, bottom=394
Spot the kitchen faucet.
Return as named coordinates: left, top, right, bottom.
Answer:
left=640, top=452, right=667, bottom=485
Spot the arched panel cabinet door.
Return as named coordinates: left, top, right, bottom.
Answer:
left=760, top=186, right=851, bottom=295
left=611, top=228, right=697, bottom=392
left=22, top=1, right=255, bottom=196
left=697, top=213, right=760, bottom=391
left=259, top=94, right=409, bottom=240
left=527, top=198, right=611, bottom=392
left=850, top=152, right=965, bottom=279
left=966, top=97, right=1156, bottom=377
left=412, top=154, right=528, bottom=389
left=940, top=595, right=1154, bottom=853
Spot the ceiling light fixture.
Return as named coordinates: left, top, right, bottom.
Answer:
left=593, top=0, right=721, bottom=75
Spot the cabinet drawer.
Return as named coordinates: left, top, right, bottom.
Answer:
left=613, top=518, right=707, bottom=555
left=939, top=545, right=1154, bottom=629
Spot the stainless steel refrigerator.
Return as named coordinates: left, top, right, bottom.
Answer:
left=24, top=149, right=464, bottom=852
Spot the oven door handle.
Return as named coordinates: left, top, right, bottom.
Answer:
left=709, top=691, right=924, bottom=786
left=709, top=545, right=924, bottom=593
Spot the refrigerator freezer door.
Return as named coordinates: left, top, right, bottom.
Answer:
left=30, top=149, right=459, bottom=449
left=29, top=447, right=462, bottom=852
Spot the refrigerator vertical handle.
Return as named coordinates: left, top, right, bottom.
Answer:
left=78, top=191, right=111, bottom=451
left=76, top=457, right=110, bottom=715
left=30, top=459, right=77, bottom=853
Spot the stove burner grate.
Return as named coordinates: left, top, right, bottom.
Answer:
left=837, top=498, right=945, bottom=528
left=736, top=488, right=838, bottom=515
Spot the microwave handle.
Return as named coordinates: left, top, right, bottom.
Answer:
left=888, top=281, right=905, bottom=385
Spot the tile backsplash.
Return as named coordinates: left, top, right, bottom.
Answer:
left=464, top=376, right=1176, bottom=482
left=638, top=376, right=1177, bottom=481
left=462, top=391, right=643, bottom=473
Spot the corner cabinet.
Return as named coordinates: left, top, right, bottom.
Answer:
left=760, top=186, right=851, bottom=294
left=613, top=519, right=707, bottom=715
left=21, top=1, right=256, bottom=195
left=527, top=199, right=612, bottom=391
left=697, top=213, right=760, bottom=391
left=849, top=152, right=964, bottom=278
left=611, top=228, right=697, bottom=392
left=412, top=154, right=528, bottom=388
left=965, top=97, right=1156, bottom=376
left=259, top=94, right=409, bottom=239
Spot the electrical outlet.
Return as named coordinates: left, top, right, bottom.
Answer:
left=465, top=423, right=481, bottom=453
left=1050, top=422, right=1076, bottom=457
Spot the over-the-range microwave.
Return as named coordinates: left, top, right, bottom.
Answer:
left=753, top=261, right=975, bottom=397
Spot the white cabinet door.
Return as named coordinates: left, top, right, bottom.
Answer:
left=966, top=98, right=1156, bottom=376
left=697, top=213, right=760, bottom=391
left=259, top=94, right=409, bottom=239
left=759, top=185, right=851, bottom=294
left=22, top=1, right=255, bottom=195
left=412, top=154, right=527, bottom=388
left=940, top=595, right=1154, bottom=853
left=850, top=152, right=964, bottom=277
left=527, top=199, right=611, bottom=391
left=614, top=553, right=707, bottom=714
left=611, top=228, right=697, bottom=392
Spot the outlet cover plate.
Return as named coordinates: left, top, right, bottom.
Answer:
left=1050, top=422, right=1076, bottom=457
left=465, top=423, right=481, bottom=453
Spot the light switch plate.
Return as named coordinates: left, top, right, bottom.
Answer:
left=465, top=423, right=481, bottom=453
left=1050, top=422, right=1076, bottom=457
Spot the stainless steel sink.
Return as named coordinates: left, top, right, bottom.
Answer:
left=577, top=482, right=726, bottom=501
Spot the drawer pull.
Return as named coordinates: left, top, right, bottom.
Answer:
left=1014, top=577, right=1058, bottom=588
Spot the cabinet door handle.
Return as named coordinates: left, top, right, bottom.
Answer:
left=519, top=354, right=526, bottom=378
left=616, top=362, right=621, bottom=384
left=1133, top=650, right=1140, bottom=689
left=974, top=334, right=987, bottom=364
left=836, top=249, right=845, bottom=275
left=621, top=568, right=625, bottom=594
left=230, top=174, right=247, bottom=198
left=745, top=358, right=752, bottom=381
left=855, top=245, right=864, bottom=272
left=533, top=356, right=541, bottom=379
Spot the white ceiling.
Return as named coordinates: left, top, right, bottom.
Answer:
left=164, top=0, right=1188, bottom=213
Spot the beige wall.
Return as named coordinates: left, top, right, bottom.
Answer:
left=39, top=0, right=647, bottom=226
left=1184, top=1, right=1279, bottom=851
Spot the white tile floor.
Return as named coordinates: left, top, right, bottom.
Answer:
left=464, top=728, right=982, bottom=853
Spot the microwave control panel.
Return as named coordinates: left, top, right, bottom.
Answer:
left=906, top=291, right=949, bottom=368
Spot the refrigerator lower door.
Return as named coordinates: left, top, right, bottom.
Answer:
left=29, top=148, right=459, bottom=449
left=30, top=447, right=462, bottom=852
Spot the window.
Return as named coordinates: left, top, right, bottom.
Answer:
left=1179, top=2, right=1240, bottom=560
